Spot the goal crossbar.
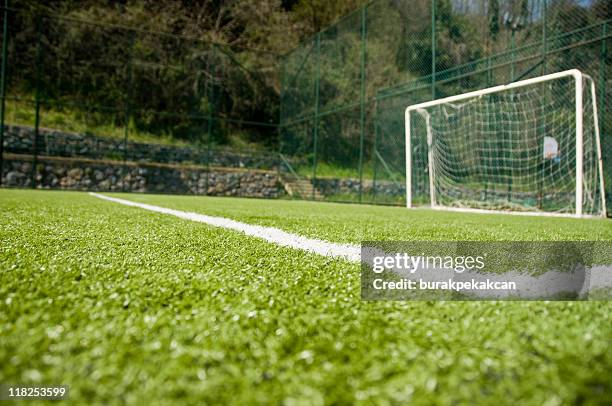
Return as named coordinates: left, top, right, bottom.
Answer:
left=404, top=69, right=607, bottom=218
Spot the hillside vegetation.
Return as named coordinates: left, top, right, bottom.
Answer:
left=7, top=0, right=612, bottom=153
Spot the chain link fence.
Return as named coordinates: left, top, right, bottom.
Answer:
left=279, top=0, right=611, bottom=209
left=0, top=5, right=280, bottom=196
left=0, top=1, right=610, bottom=210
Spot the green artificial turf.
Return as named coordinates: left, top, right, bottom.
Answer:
left=113, top=192, right=612, bottom=243
left=1, top=189, right=611, bottom=405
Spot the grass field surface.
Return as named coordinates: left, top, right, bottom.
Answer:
left=115, top=192, right=612, bottom=243
left=1, top=189, right=610, bottom=405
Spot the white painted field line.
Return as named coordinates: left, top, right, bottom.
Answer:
left=89, top=192, right=361, bottom=262
left=90, top=192, right=612, bottom=298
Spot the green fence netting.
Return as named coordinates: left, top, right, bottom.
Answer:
left=0, top=0, right=610, bottom=209
left=280, top=0, right=611, bottom=208
left=0, top=5, right=280, bottom=194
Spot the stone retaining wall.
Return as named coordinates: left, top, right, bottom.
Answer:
left=2, top=157, right=280, bottom=198
left=1, top=124, right=410, bottom=202
left=2, top=124, right=277, bottom=169
left=314, top=177, right=405, bottom=197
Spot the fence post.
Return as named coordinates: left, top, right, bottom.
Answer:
left=0, top=0, right=9, bottom=186
left=431, top=0, right=436, bottom=100
left=358, top=5, right=367, bottom=203
left=311, top=33, right=321, bottom=201
left=599, top=22, right=607, bottom=125
left=32, top=14, right=43, bottom=189
left=599, top=21, right=607, bottom=206
left=277, top=53, right=284, bottom=157
left=277, top=53, right=285, bottom=195
left=205, top=45, right=216, bottom=195
left=541, top=0, right=547, bottom=74
left=122, top=31, right=135, bottom=192
left=372, top=99, right=379, bottom=203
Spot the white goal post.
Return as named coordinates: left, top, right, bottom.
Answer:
left=405, top=69, right=607, bottom=218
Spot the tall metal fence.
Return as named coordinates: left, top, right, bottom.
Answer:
left=279, top=0, right=611, bottom=206
left=0, top=1, right=610, bottom=209
left=0, top=4, right=280, bottom=194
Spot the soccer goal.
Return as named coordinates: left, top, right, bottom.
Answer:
left=405, top=69, right=606, bottom=218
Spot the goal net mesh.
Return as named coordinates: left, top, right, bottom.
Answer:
left=411, top=76, right=604, bottom=216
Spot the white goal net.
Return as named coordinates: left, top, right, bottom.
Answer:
left=405, top=70, right=606, bottom=217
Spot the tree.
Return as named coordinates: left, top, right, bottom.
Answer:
left=289, top=0, right=368, bottom=35
left=489, top=0, right=499, bottom=40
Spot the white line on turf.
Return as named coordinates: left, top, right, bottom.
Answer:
left=89, top=192, right=361, bottom=262
left=91, top=192, right=612, bottom=299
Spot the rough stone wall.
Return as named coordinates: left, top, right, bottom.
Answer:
left=1, top=124, right=409, bottom=202
left=314, top=177, right=405, bottom=197
left=2, top=124, right=277, bottom=169
left=2, top=158, right=280, bottom=198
